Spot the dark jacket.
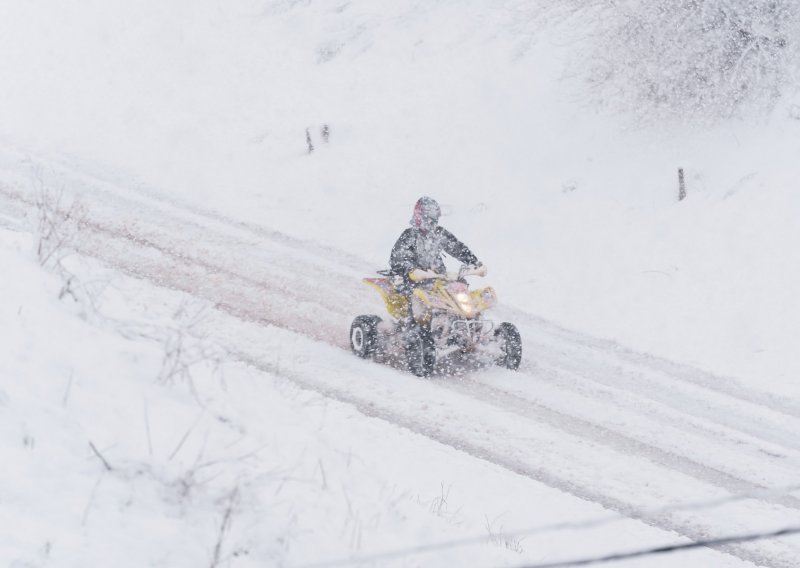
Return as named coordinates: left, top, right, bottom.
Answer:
left=389, top=227, right=479, bottom=288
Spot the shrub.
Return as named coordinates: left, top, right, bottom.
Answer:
left=561, top=0, right=800, bottom=120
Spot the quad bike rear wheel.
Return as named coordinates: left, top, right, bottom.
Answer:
left=406, top=325, right=436, bottom=377
left=494, top=322, right=522, bottom=370
left=351, top=315, right=381, bottom=358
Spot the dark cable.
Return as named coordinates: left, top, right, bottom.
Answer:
left=297, top=483, right=800, bottom=568
left=512, top=525, right=800, bottom=568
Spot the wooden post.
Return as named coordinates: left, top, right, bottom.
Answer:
left=678, top=167, right=686, bottom=201
left=305, top=128, right=314, bottom=153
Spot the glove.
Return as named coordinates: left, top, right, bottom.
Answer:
left=473, top=263, right=487, bottom=277
left=409, top=268, right=441, bottom=282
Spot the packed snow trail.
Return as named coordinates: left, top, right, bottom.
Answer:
left=1, top=153, right=799, bottom=567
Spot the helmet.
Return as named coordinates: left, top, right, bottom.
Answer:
left=411, top=196, right=441, bottom=234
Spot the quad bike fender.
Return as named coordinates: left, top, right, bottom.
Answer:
left=471, top=286, right=497, bottom=311
left=363, top=278, right=408, bottom=320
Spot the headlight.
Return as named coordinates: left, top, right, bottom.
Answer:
left=455, top=292, right=473, bottom=314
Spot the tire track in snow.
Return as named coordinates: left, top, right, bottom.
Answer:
left=4, top=152, right=800, bottom=419
left=507, top=306, right=800, bottom=420
left=76, top=212, right=800, bottom=508
left=513, top=356, right=799, bottom=472
left=3, top=177, right=800, bottom=480
left=84, top=205, right=791, bottom=506
left=226, top=349, right=797, bottom=568
left=516, top=336, right=800, bottom=454
left=69, top=197, right=800, bottom=465
left=11, top=166, right=796, bottom=458
left=442, top=376, right=800, bottom=508
left=7, top=152, right=800, bottom=431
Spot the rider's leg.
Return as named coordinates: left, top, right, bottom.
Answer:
left=411, top=295, right=431, bottom=327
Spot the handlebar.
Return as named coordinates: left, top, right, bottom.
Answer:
left=449, top=265, right=487, bottom=280
left=407, top=264, right=487, bottom=283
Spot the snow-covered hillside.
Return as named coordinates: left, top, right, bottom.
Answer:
left=3, top=0, right=799, bottom=387
left=5, top=181, right=799, bottom=567
left=2, top=0, right=800, bottom=566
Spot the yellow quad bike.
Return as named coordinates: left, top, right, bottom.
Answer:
left=350, top=265, right=522, bottom=376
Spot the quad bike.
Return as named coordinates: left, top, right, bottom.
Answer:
left=350, top=265, right=522, bottom=376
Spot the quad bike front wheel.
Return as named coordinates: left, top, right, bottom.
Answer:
left=494, top=322, right=522, bottom=370
left=351, top=315, right=381, bottom=358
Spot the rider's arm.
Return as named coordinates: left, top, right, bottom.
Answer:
left=440, top=228, right=480, bottom=267
left=389, top=228, right=417, bottom=276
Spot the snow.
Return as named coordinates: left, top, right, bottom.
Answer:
left=2, top=0, right=800, bottom=566
left=3, top=0, right=799, bottom=391
left=2, top=228, right=758, bottom=567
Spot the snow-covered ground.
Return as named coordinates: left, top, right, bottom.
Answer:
left=2, top=227, right=569, bottom=568
left=2, top=0, right=800, bottom=566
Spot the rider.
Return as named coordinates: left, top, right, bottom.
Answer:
left=389, top=196, right=484, bottom=324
